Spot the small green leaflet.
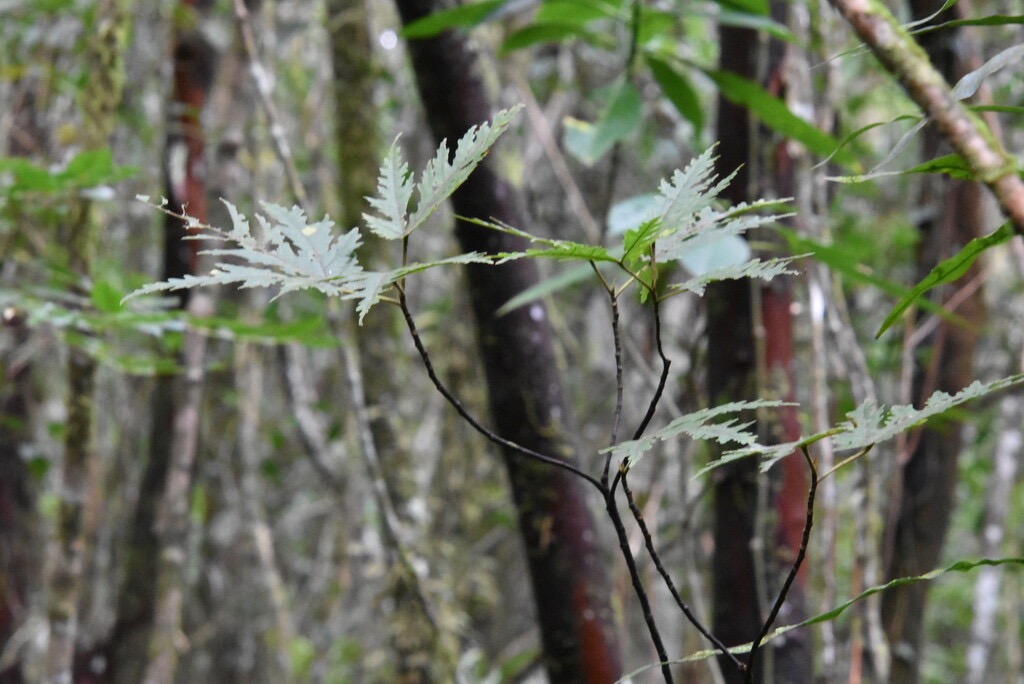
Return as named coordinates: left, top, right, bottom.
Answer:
left=876, top=222, right=1015, bottom=338
left=364, top=106, right=522, bottom=239
left=363, top=142, right=413, bottom=240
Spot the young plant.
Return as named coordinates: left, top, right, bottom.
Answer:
left=127, top=108, right=1023, bottom=683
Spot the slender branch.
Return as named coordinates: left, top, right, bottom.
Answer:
left=828, top=0, right=1024, bottom=232
left=604, top=487, right=674, bottom=683
left=396, top=287, right=604, bottom=491
left=340, top=339, right=443, bottom=632
left=620, top=471, right=745, bottom=670
left=231, top=0, right=310, bottom=212
left=603, top=291, right=625, bottom=486
left=744, top=446, right=819, bottom=683
left=631, top=293, right=672, bottom=442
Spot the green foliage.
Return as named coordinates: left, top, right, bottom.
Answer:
left=562, top=79, right=643, bottom=166
left=604, top=399, right=789, bottom=469
left=399, top=0, right=506, bottom=38
left=485, top=146, right=795, bottom=308
left=365, top=106, right=522, bottom=238
left=876, top=222, right=1015, bottom=338
left=128, top=110, right=525, bottom=321
left=697, top=374, right=1024, bottom=476
left=0, top=149, right=135, bottom=199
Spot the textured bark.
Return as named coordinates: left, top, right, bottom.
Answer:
left=0, top=317, right=37, bottom=684
left=880, top=5, right=986, bottom=681
left=42, top=1, right=129, bottom=680
left=95, top=5, right=216, bottom=682
left=708, top=23, right=760, bottom=683
left=392, top=1, right=622, bottom=680
left=709, top=12, right=810, bottom=682
left=328, top=2, right=456, bottom=679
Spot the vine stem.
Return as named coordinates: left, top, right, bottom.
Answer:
left=396, top=282, right=681, bottom=682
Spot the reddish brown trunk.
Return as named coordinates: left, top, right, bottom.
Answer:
left=392, top=1, right=623, bottom=680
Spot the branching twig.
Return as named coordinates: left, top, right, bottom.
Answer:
left=621, top=471, right=745, bottom=671
left=395, top=286, right=604, bottom=491
left=604, top=289, right=625, bottom=485
left=828, top=0, right=1024, bottom=232
left=630, top=292, right=672, bottom=443
left=604, top=486, right=675, bottom=683
left=231, top=0, right=310, bottom=211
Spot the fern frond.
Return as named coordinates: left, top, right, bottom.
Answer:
left=602, top=399, right=791, bottom=469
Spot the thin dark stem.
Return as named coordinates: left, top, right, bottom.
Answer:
left=631, top=293, right=672, bottom=442
left=603, top=291, right=625, bottom=487
left=396, top=287, right=604, bottom=491
left=744, top=446, right=819, bottom=683
left=604, top=487, right=675, bottom=683
left=621, top=470, right=746, bottom=671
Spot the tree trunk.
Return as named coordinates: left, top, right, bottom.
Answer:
left=392, top=1, right=623, bottom=680
left=328, top=1, right=458, bottom=679
left=709, top=10, right=811, bottom=681
left=42, top=1, right=129, bottom=680
left=97, top=4, right=216, bottom=682
left=880, top=6, right=986, bottom=681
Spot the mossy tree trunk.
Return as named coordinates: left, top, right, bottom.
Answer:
left=42, top=0, right=129, bottom=681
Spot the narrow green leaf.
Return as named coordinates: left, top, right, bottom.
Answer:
left=876, top=222, right=1014, bottom=338
left=400, top=0, right=506, bottom=38
left=618, top=556, right=1024, bottom=681
left=717, top=9, right=794, bottom=41
left=535, top=0, right=617, bottom=24
left=705, top=69, right=859, bottom=169
left=646, top=56, right=703, bottom=131
left=902, top=153, right=974, bottom=179
left=714, top=0, right=768, bottom=14
left=936, top=14, right=1024, bottom=30
left=496, top=264, right=595, bottom=316
left=501, top=23, right=604, bottom=53
left=563, top=79, right=642, bottom=166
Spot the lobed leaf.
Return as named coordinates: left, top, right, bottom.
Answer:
left=603, top=399, right=791, bottom=469
left=408, top=105, right=523, bottom=234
